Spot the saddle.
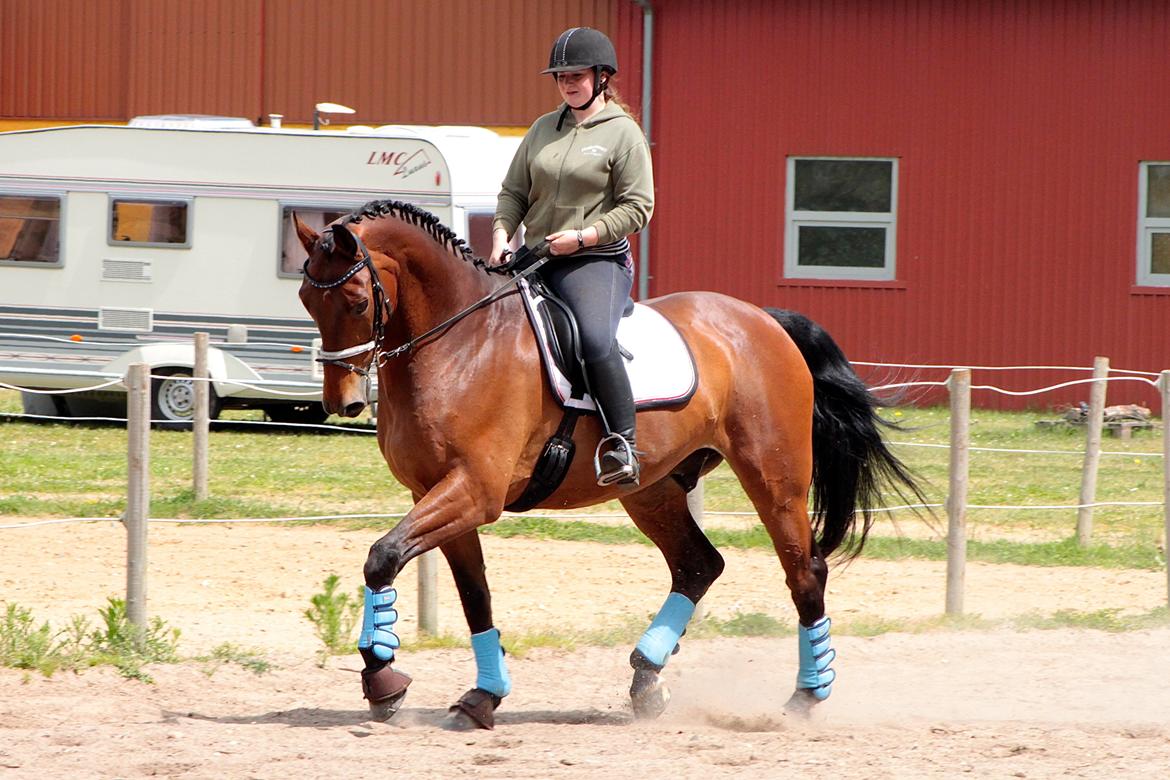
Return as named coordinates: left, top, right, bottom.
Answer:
left=504, top=276, right=697, bottom=511
left=529, top=277, right=633, bottom=395
left=519, top=277, right=697, bottom=412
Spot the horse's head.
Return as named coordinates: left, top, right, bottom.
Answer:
left=296, top=215, right=398, bottom=418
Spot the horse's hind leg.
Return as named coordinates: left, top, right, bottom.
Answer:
left=723, top=429, right=837, bottom=710
left=619, top=472, right=726, bottom=719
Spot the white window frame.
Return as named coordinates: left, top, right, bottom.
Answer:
left=784, top=156, right=898, bottom=281
left=1136, top=162, right=1170, bottom=287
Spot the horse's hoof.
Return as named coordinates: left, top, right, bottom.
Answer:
left=630, top=668, right=671, bottom=719
left=362, top=665, right=413, bottom=722
left=444, top=688, right=502, bottom=731
left=782, top=688, right=821, bottom=717
left=442, top=708, right=484, bottom=731
left=368, top=690, right=408, bottom=722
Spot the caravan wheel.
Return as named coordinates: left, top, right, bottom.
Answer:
left=151, top=368, right=221, bottom=427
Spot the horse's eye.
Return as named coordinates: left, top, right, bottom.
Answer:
left=353, top=299, right=370, bottom=317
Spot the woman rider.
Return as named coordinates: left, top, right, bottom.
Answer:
left=489, top=27, right=654, bottom=486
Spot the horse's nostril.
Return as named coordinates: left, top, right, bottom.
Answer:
left=343, top=402, right=367, bottom=418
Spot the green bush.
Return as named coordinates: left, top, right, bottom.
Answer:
left=0, top=598, right=180, bottom=681
left=304, top=574, right=361, bottom=665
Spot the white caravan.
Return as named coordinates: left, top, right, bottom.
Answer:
left=0, top=119, right=518, bottom=423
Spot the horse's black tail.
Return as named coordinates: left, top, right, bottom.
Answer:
left=766, top=308, right=927, bottom=560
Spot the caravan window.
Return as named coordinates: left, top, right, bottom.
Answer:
left=465, top=209, right=520, bottom=259
left=109, top=199, right=190, bottom=247
left=466, top=210, right=495, bottom=259
left=279, top=206, right=351, bottom=276
left=0, top=194, right=61, bottom=266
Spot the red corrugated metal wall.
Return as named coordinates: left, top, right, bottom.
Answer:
left=0, top=0, right=641, bottom=126
left=1, top=0, right=128, bottom=118
left=129, top=0, right=263, bottom=117
left=263, top=0, right=643, bottom=125
left=11, top=0, right=1166, bottom=410
left=650, top=0, right=1170, bottom=408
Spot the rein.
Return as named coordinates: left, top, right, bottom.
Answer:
left=304, top=228, right=550, bottom=375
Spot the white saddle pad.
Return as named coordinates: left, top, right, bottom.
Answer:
left=519, top=278, right=698, bottom=412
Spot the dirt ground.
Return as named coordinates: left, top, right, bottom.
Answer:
left=2, top=521, right=1169, bottom=778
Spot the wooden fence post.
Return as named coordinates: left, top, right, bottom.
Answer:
left=417, top=549, right=439, bottom=635
left=125, top=363, right=151, bottom=632
left=193, top=332, right=210, bottom=501
left=1077, top=356, right=1109, bottom=547
left=687, top=480, right=706, bottom=621
left=945, top=368, right=970, bottom=616
left=1162, top=370, right=1170, bottom=607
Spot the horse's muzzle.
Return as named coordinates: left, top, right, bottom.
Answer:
left=322, top=393, right=366, bottom=418
left=322, top=371, right=370, bottom=417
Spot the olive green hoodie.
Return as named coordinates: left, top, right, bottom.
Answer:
left=493, top=101, right=654, bottom=249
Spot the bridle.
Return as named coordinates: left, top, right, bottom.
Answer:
left=303, top=226, right=551, bottom=377
left=301, top=228, right=392, bottom=377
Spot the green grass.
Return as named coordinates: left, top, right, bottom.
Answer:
left=884, top=406, right=1167, bottom=543
left=195, top=642, right=274, bottom=676
left=315, top=605, right=1170, bottom=659
left=7, top=597, right=1167, bottom=678
left=0, top=599, right=181, bottom=681
left=1015, top=606, right=1170, bottom=632
left=478, top=516, right=1165, bottom=571
left=861, top=534, right=1165, bottom=570
left=1, top=390, right=1167, bottom=566
left=1, top=599, right=275, bottom=679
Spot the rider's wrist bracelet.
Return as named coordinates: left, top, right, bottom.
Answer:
left=576, top=230, right=585, bottom=250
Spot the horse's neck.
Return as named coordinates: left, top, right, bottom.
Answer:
left=381, top=224, right=496, bottom=342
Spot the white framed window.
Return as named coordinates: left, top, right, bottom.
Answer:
left=0, top=193, right=63, bottom=266
left=1137, top=162, right=1170, bottom=287
left=784, top=157, right=898, bottom=281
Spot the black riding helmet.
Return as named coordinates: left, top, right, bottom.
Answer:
left=543, top=28, right=619, bottom=129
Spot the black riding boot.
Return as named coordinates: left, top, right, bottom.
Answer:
left=585, top=347, right=639, bottom=486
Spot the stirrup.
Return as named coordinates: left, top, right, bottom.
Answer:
left=594, top=433, right=640, bottom=486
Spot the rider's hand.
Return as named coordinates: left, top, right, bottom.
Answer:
left=488, top=228, right=511, bottom=267
left=545, top=230, right=580, bottom=256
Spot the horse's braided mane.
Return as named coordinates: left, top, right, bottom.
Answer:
left=341, top=199, right=501, bottom=274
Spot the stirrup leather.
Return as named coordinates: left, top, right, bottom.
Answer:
left=594, top=433, right=640, bottom=486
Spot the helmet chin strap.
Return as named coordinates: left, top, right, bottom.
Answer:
left=556, top=70, right=609, bottom=131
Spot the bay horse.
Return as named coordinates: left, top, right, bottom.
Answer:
left=295, top=200, right=922, bottom=729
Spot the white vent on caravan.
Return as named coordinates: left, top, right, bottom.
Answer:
left=98, top=307, right=153, bottom=333
left=101, top=259, right=153, bottom=282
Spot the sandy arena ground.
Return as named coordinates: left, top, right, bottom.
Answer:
left=1, top=521, right=1168, bottom=778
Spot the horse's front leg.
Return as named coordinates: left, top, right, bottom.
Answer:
left=437, top=530, right=512, bottom=731
left=358, top=469, right=504, bottom=721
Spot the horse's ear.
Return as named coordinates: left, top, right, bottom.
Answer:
left=293, top=212, right=319, bottom=255
left=330, top=223, right=359, bottom=259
